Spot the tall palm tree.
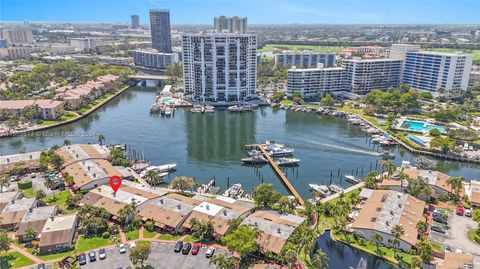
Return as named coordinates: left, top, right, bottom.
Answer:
left=379, top=160, right=396, bottom=178
left=23, top=227, right=38, bottom=247
left=312, top=249, right=329, bottom=269
left=446, top=176, right=464, bottom=198
left=35, top=189, right=46, bottom=201
left=0, top=175, right=10, bottom=193
left=371, top=231, right=383, bottom=254
left=44, top=177, right=56, bottom=199
left=390, top=237, right=400, bottom=258
left=97, top=133, right=105, bottom=146
left=391, top=224, right=404, bottom=258
left=145, top=170, right=162, bottom=186
left=416, top=220, right=427, bottom=235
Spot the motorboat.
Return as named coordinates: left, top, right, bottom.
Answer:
left=269, top=147, right=294, bottom=157
left=140, top=163, right=177, bottom=178
left=309, top=184, right=331, bottom=197
left=164, top=106, right=172, bottom=116
left=247, top=149, right=262, bottom=156
left=380, top=140, right=398, bottom=147
left=140, top=170, right=168, bottom=179
left=275, top=157, right=300, bottom=166
left=329, top=184, right=344, bottom=193
left=131, top=162, right=150, bottom=172
left=224, top=183, right=244, bottom=197
left=264, top=140, right=285, bottom=149
left=204, top=105, right=215, bottom=113
left=345, top=175, right=360, bottom=184
left=379, top=151, right=395, bottom=159
left=241, top=155, right=267, bottom=164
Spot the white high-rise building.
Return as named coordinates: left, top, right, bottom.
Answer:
left=343, top=59, right=402, bottom=94
left=387, top=44, right=421, bottom=60
left=182, top=34, right=257, bottom=103
left=287, top=64, right=347, bottom=98
left=403, top=51, right=473, bottom=94
left=214, top=16, right=247, bottom=34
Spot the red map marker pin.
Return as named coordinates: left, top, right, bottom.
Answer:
left=109, top=175, right=122, bottom=193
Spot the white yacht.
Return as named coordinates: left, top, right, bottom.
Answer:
left=276, top=157, right=300, bottom=166
left=309, top=184, right=331, bottom=197
left=329, top=184, right=344, bottom=193
left=345, top=175, right=360, bottom=184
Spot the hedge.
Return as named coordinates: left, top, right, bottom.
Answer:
left=18, top=180, right=32, bottom=189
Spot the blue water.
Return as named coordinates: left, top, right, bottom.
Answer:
left=401, top=120, right=446, bottom=133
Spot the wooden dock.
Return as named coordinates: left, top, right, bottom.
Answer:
left=246, top=144, right=305, bottom=206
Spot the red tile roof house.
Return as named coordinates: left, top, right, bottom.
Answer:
left=55, top=74, right=119, bottom=110
left=0, top=99, right=64, bottom=120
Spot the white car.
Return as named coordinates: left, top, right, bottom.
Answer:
left=129, top=241, right=136, bottom=249
left=119, top=244, right=127, bottom=254
left=465, top=209, right=472, bottom=217
left=205, top=247, right=215, bottom=258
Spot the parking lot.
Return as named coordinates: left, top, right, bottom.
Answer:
left=429, top=209, right=480, bottom=255
left=9, top=172, right=57, bottom=196
left=79, top=242, right=226, bottom=269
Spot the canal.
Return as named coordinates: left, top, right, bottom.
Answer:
left=1, top=86, right=479, bottom=198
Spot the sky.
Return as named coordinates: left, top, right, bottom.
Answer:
left=1, top=0, right=479, bottom=25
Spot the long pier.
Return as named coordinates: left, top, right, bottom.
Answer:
left=246, top=144, right=305, bottom=206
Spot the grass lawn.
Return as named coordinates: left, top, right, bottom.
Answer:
left=467, top=229, right=480, bottom=245
left=34, top=235, right=113, bottom=261
left=0, top=252, right=36, bottom=269
left=78, top=92, right=115, bottom=114
left=125, top=229, right=139, bottom=241
left=258, top=44, right=344, bottom=54
left=333, top=231, right=412, bottom=267
left=280, top=99, right=293, bottom=105
left=21, top=187, right=35, bottom=198
left=42, top=190, right=76, bottom=213
left=40, top=111, right=77, bottom=126
left=143, top=230, right=157, bottom=239
left=182, top=235, right=197, bottom=243
left=157, top=233, right=182, bottom=241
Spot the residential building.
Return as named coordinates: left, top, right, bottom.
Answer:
left=437, top=252, right=478, bottom=269
left=0, top=191, right=23, bottom=212
left=183, top=195, right=254, bottom=238
left=149, top=9, right=172, bottom=53
left=343, top=58, right=402, bottom=94
left=0, top=29, right=34, bottom=44
left=467, top=180, right=480, bottom=208
left=0, top=99, right=64, bottom=120
left=0, top=151, right=42, bottom=174
left=341, top=46, right=385, bottom=58
left=387, top=44, right=421, bottom=61
left=69, top=37, right=98, bottom=53
left=242, top=210, right=306, bottom=254
left=402, top=167, right=454, bottom=197
left=182, top=34, right=257, bottom=102
left=57, top=144, right=123, bottom=190
left=350, top=190, right=426, bottom=251
left=0, top=46, right=32, bottom=59
left=17, top=206, right=58, bottom=241
left=287, top=65, right=347, bottom=98
left=131, top=15, right=140, bottom=29
left=402, top=51, right=473, bottom=94
left=132, top=49, right=178, bottom=70
left=276, top=52, right=336, bottom=68
left=39, top=214, right=78, bottom=253
left=214, top=16, right=247, bottom=34
left=0, top=197, right=38, bottom=229
left=78, top=180, right=166, bottom=218
left=0, top=39, right=8, bottom=48
left=136, top=193, right=202, bottom=233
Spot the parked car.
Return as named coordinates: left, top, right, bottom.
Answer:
left=119, top=244, right=127, bottom=254
left=31, top=173, right=36, bottom=178
left=88, top=251, right=96, bottom=262
left=205, top=247, right=215, bottom=258
left=182, top=243, right=192, bottom=255
left=191, top=243, right=201, bottom=255
left=174, top=241, right=183, bottom=253
left=37, top=263, right=45, bottom=269
left=99, top=248, right=106, bottom=260
left=456, top=205, right=465, bottom=216
left=433, top=216, right=448, bottom=224
left=129, top=241, right=136, bottom=249
left=431, top=225, right=446, bottom=234
left=10, top=175, right=19, bottom=182
left=444, top=245, right=452, bottom=252
left=78, top=253, right=87, bottom=265
left=465, top=209, right=472, bottom=217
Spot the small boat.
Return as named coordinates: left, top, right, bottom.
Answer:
left=265, top=140, right=285, bottom=149
left=329, top=184, right=344, bottom=193
left=164, top=106, right=172, bottom=116
left=247, top=150, right=262, bottom=156
left=241, top=155, right=267, bottom=164
left=224, top=183, right=244, bottom=197
left=140, top=171, right=168, bottom=179
left=380, top=140, right=397, bottom=147
left=227, top=105, right=241, bottom=112
left=132, top=162, right=150, bottom=172
left=204, top=105, right=215, bottom=113
left=269, top=147, right=294, bottom=157
left=276, top=157, right=300, bottom=166
left=379, top=151, right=395, bottom=159
left=345, top=175, right=360, bottom=184
left=140, top=163, right=177, bottom=178
left=309, top=184, right=331, bottom=197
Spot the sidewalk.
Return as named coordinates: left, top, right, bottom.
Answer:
left=9, top=243, right=44, bottom=264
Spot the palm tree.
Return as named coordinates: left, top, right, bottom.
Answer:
left=44, top=177, right=56, bottom=199
left=0, top=174, right=10, bottom=193
left=209, top=254, right=235, bottom=269
left=312, top=249, right=329, bottom=269
left=97, top=133, right=105, bottom=146
left=379, top=160, right=396, bottom=178
left=145, top=170, right=162, bottom=186
left=35, top=189, right=46, bottom=201
left=391, top=224, right=404, bottom=258
left=63, top=139, right=71, bottom=146
left=446, top=176, right=464, bottom=198
left=391, top=237, right=400, bottom=258
left=371, top=231, right=383, bottom=254
left=23, top=227, right=38, bottom=247
left=170, top=176, right=195, bottom=193
left=416, top=220, right=427, bottom=235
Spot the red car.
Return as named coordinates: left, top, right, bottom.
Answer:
left=456, top=205, right=464, bottom=216
left=191, top=243, right=201, bottom=255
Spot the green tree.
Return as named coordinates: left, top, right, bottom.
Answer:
left=363, top=172, right=379, bottom=189
left=0, top=231, right=10, bottom=252
left=270, top=91, right=286, bottom=103
left=44, top=177, right=56, bottom=199
left=410, top=255, right=422, bottom=269
left=320, top=94, right=335, bottom=108
left=418, top=238, right=433, bottom=263
left=35, top=189, right=46, bottom=200
left=170, top=176, right=195, bottom=192
left=0, top=174, right=10, bottom=193
left=252, top=183, right=282, bottom=209
left=371, top=231, right=383, bottom=254
left=391, top=224, right=404, bottom=257
left=189, top=218, right=215, bottom=242
left=416, top=220, right=427, bottom=235
left=429, top=128, right=441, bottom=137
left=65, top=193, right=82, bottom=208
left=273, top=196, right=295, bottom=214
left=129, top=241, right=151, bottom=269
left=430, top=136, right=455, bottom=153
left=406, top=178, right=431, bottom=199
left=145, top=170, right=163, bottom=186
left=379, top=160, right=396, bottom=178
left=118, top=203, right=136, bottom=227
left=221, top=225, right=259, bottom=261
left=209, top=254, right=236, bottom=269
left=446, top=176, right=464, bottom=198
left=312, top=249, right=329, bottom=269
left=23, top=227, right=38, bottom=247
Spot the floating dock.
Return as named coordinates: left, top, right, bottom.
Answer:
left=246, top=144, right=305, bottom=206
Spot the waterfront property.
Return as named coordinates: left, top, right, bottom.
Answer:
left=287, top=65, right=347, bottom=98
left=38, top=214, right=78, bottom=254
left=402, top=167, right=454, bottom=197
left=136, top=193, right=202, bottom=233
left=0, top=150, right=42, bottom=174
left=466, top=180, right=480, bottom=208
left=0, top=195, right=38, bottom=229
left=397, top=118, right=446, bottom=134
left=78, top=180, right=166, bottom=218
left=241, top=210, right=306, bottom=254
left=0, top=99, right=64, bottom=120
left=16, top=205, right=58, bottom=241
left=182, top=195, right=254, bottom=238
left=275, top=52, right=336, bottom=68
left=132, top=49, right=178, bottom=70
left=350, top=189, right=426, bottom=252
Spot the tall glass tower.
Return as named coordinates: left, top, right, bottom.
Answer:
left=149, top=9, right=172, bottom=53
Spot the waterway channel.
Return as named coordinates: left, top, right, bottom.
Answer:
left=1, top=86, right=479, bottom=198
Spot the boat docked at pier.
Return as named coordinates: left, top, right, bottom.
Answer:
left=276, top=157, right=300, bottom=166
left=139, top=163, right=177, bottom=178
left=329, top=184, right=344, bottom=193
left=241, top=155, right=268, bottom=164
left=345, top=175, right=360, bottom=184
left=227, top=104, right=255, bottom=112
left=309, top=184, right=331, bottom=197
left=224, top=183, right=244, bottom=197
left=131, top=162, right=150, bottom=172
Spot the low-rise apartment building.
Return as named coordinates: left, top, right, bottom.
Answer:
left=17, top=206, right=58, bottom=241
left=0, top=99, right=64, bottom=120
left=0, top=196, right=38, bottom=229
left=39, top=214, right=78, bottom=253
left=0, top=151, right=42, bottom=174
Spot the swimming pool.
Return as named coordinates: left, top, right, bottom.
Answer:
left=401, top=120, right=446, bottom=133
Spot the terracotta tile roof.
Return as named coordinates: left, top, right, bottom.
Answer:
left=437, top=252, right=474, bottom=269
left=0, top=99, right=63, bottom=110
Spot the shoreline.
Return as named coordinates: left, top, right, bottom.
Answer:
left=0, top=85, right=131, bottom=139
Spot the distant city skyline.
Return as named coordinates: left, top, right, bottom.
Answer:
left=1, top=0, right=479, bottom=24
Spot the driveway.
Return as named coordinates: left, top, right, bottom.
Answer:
left=80, top=242, right=226, bottom=269
left=429, top=210, right=480, bottom=255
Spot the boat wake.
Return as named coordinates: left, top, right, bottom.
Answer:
left=306, top=139, right=380, bottom=156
